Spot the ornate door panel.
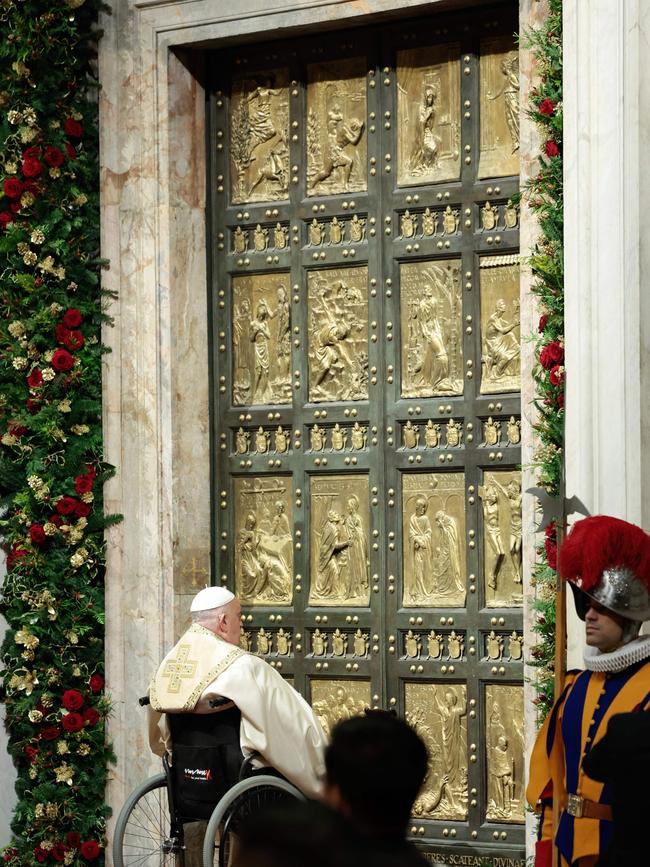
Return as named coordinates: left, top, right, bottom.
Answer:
left=208, top=5, right=523, bottom=864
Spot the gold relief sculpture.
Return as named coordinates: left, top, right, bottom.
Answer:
left=274, top=223, right=288, bottom=250
left=401, top=210, right=417, bottom=238
left=486, top=630, right=504, bottom=660
left=256, top=628, right=271, bottom=655
left=229, top=69, right=290, bottom=203
left=442, top=205, right=459, bottom=235
left=235, top=427, right=250, bottom=454
left=445, top=419, right=462, bottom=448
left=309, top=474, right=370, bottom=607
left=310, top=424, right=326, bottom=451
left=479, top=37, right=520, bottom=179
left=234, top=476, right=293, bottom=606
left=309, top=219, right=324, bottom=246
left=353, top=629, right=369, bottom=657
left=274, top=426, right=289, bottom=453
left=506, top=416, right=521, bottom=445
left=402, top=472, right=466, bottom=608
left=483, top=416, right=501, bottom=447
left=255, top=426, right=270, bottom=454
left=233, top=226, right=248, bottom=254
left=402, top=421, right=420, bottom=449
left=401, top=260, right=463, bottom=398
left=504, top=199, right=519, bottom=229
left=349, top=214, right=365, bottom=243
left=350, top=422, right=366, bottom=450
left=427, top=630, right=443, bottom=659
left=424, top=420, right=441, bottom=448
left=405, top=630, right=421, bottom=658
left=307, top=58, right=367, bottom=196
left=481, top=201, right=498, bottom=231
left=479, top=470, right=523, bottom=607
left=312, top=629, right=327, bottom=656
left=447, top=631, right=463, bottom=660
left=328, top=217, right=344, bottom=245
left=422, top=208, right=438, bottom=236
left=397, top=44, right=461, bottom=186
left=407, top=682, right=468, bottom=821
left=308, top=267, right=368, bottom=403
left=480, top=258, right=521, bottom=393
left=485, top=686, right=525, bottom=824
left=331, top=628, right=348, bottom=657
left=331, top=423, right=346, bottom=451
left=240, top=630, right=251, bottom=652
left=508, top=631, right=523, bottom=661
left=253, top=224, right=269, bottom=252
left=311, top=679, right=371, bottom=738
left=233, top=274, right=292, bottom=406
left=276, top=628, right=291, bottom=656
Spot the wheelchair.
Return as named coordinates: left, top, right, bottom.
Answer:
left=113, top=696, right=304, bottom=867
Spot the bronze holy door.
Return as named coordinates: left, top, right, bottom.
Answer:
left=208, top=4, right=524, bottom=863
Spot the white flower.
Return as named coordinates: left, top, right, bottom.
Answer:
left=1, top=434, right=18, bottom=446
left=28, top=474, right=43, bottom=489
left=41, top=367, right=56, bottom=382
left=8, top=321, right=25, bottom=338
left=30, top=229, right=45, bottom=245
left=7, top=110, right=22, bottom=124
left=23, top=251, right=37, bottom=266
left=43, top=523, right=58, bottom=536
left=19, top=126, right=38, bottom=143
left=58, top=399, right=72, bottom=413
left=20, top=191, right=35, bottom=207
left=71, top=424, right=90, bottom=435
left=4, top=161, right=17, bottom=175
left=12, top=357, right=28, bottom=371
left=49, top=167, right=61, bottom=179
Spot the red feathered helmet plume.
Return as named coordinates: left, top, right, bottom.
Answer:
left=559, top=515, right=650, bottom=622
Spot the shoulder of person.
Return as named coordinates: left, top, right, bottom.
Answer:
left=607, top=710, right=650, bottom=738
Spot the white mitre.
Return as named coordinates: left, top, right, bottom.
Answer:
left=190, top=586, right=235, bottom=612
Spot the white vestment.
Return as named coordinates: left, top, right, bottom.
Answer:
left=148, top=625, right=327, bottom=799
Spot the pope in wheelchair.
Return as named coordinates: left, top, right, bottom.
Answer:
left=147, top=586, right=327, bottom=812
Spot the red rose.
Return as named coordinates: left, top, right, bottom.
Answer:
left=65, top=142, right=77, bottom=160
left=66, top=833, right=81, bottom=849
left=63, top=118, right=83, bottom=139
left=539, top=98, right=556, bottom=116
left=83, top=707, right=100, bottom=727
left=0, top=212, right=13, bottom=230
left=56, top=497, right=78, bottom=516
left=51, top=845, right=67, bottom=863
left=26, top=398, right=41, bottom=414
left=89, top=674, right=104, bottom=694
left=44, top=146, right=65, bottom=168
left=29, top=524, right=47, bottom=546
left=7, top=545, right=27, bottom=569
left=545, top=140, right=560, bottom=158
left=549, top=364, right=565, bottom=387
left=49, top=514, right=63, bottom=527
left=61, top=712, right=84, bottom=733
left=22, top=157, right=43, bottom=178
left=62, top=689, right=84, bottom=711
left=3, top=178, right=23, bottom=199
left=27, top=368, right=43, bottom=388
left=63, top=330, right=84, bottom=351
left=557, top=391, right=565, bottom=410
left=80, top=841, right=100, bottom=861
left=74, top=502, right=91, bottom=518
left=8, top=422, right=27, bottom=436
left=23, top=147, right=40, bottom=159
left=85, top=464, right=97, bottom=479
left=9, top=201, right=21, bottom=214
left=538, top=314, right=548, bottom=333
left=24, top=745, right=39, bottom=761
left=55, top=324, right=69, bottom=344
left=545, top=537, right=558, bottom=570
left=75, top=475, right=94, bottom=494
left=41, top=725, right=61, bottom=741
left=63, top=308, right=82, bottom=328
left=51, top=348, right=75, bottom=372
left=33, top=847, right=47, bottom=863
left=539, top=340, right=564, bottom=370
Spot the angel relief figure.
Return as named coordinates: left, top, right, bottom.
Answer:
left=237, top=511, right=291, bottom=604
left=487, top=53, right=520, bottom=153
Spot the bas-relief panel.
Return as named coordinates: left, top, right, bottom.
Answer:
left=232, top=273, right=292, bottom=406
left=234, top=476, right=293, bottom=606
left=478, top=36, right=520, bottom=179
left=479, top=258, right=520, bottom=394
left=407, top=682, right=468, bottom=821
left=229, top=69, right=290, bottom=203
left=309, top=475, right=370, bottom=607
left=479, top=469, right=522, bottom=607
left=311, top=679, right=371, bottom=737
left=397, top=44, right=461, bottom=186
left=307, top=58, right=367, bottom=196
left=402, top=473, right=466, bottom=608
left=307, top=266, right=368, bottom=403
left=400, top=259, right=463, bottom=398
left=485, top=685, right=525, bottom=824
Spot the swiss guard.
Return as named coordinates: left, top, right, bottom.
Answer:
left=527, top=515, right=650, bottom=867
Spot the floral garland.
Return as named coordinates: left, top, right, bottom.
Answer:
left=524, top=0, right=564, bottom=720
left=0, top=1, right=116, bottom=864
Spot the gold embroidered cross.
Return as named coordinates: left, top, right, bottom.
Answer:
left=161, top=644, right=198, bottom=693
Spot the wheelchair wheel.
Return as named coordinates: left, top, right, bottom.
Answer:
left=113, top=773, right=184, bottom=867
left=202, top=775, right=304, bottom=867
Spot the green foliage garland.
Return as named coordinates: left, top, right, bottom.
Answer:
left=524, top=0, right=564, bottom=721
left=0, top=1, right=116, bottom=863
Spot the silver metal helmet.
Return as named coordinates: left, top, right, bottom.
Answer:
left=572, top=567, right=650, bottom=622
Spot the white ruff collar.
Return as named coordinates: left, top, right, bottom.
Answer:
left=583, top=635, right=650, bottom=673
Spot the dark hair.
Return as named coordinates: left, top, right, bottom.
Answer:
left=324, top=710, right=428, bottom=833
